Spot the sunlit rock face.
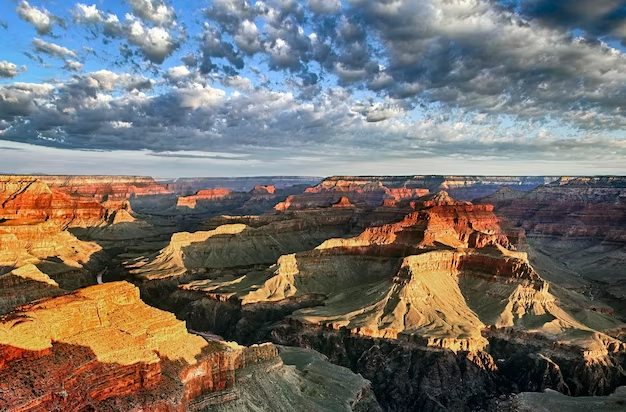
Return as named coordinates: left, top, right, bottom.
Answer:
left=0, top=176, right=106, bottom=228
left=134, top=189, right=625, bottom=411
left=36, top=175, right=172, bottom=202
left=275, top=178, right=431, bottom=210
left=164, top=177, right=321, bottom=195
left=0, top=281, right=282, bottom=412
left=3, top=173, right=624, bottom=412
left=476, top=177, right=626, bottom=306
left=176, top=188, right=236, bottom=209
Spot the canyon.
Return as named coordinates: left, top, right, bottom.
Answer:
left=0, top=174, right=624, bottom=411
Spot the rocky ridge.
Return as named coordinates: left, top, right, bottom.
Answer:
left=136, top=189, right=626, bottom=411
left=476, top=178, right=626, bottom=309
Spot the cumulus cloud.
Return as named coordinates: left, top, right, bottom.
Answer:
left=165, top=65, right=191, bottom=80
left=0, top=61, right=20, bottom=78
left=16, top=1, right=65, bottom=35
left=32, top=38, right=76, bottom=59
left=126, top=0, right=176, bottom=26
left=1, top=0, right=626, bottom=172
left=63, top=60, right=83, bottom=72
left=73, top=3, right=181, bottom=64
left=1, top=72, right=624, bottom=169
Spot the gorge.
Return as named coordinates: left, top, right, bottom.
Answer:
left=0, top=174, right=624, bottom=411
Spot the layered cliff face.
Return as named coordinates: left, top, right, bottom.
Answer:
left=164, top=176, right=321, bottom=195
left=476, top=179, right=626, bottom=308
left=36, top=175, right=171, bottom=201
left=205, top=345, right=383, bottom=412
left=0, top=264, right=64, bottom=314
left=0, top=281, right=285, bottom=411
left=158, top=193, right=626, bottom=411
left=310, top=175, right=557, bottom=201
left=126, top=209, right=359, bottom=281
left=0, top=281, right=381, bottom=412
left=275, top=178, right=430, bottom=210
left=3, top=174, right=625, bottom=412
left=0, top=176, right=106, bottom=228
left=0, top=221, right=101, bottom=286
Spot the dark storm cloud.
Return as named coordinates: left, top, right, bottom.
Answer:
left=514, top=0, right=626, bottom=41
left=339, top=0, right=626, bottom=128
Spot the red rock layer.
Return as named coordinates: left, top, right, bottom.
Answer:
left=318, top=195, right=509, bottom=251
left=252, top=185, right=276, bottom=194
left=176, top=189, right=235, bottom=209
left=332, top=196, right=355, bottom=208
left=34, top=175, right=171, bottom=202
left=0, top=282, right=278, bottom=412
left=275, top=179, right=430, bottom=210
left=0, top=177, right=106, bottom=228
left=477, top=182, right=626, bottom=242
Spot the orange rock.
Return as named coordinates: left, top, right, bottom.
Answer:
left=36, top=175, right=171, bottom=202
left=176, top=188, right=236, bottom=209
left=0, top=177, right=106, bottom=228
left=276, top=179, right=430, bottom=210
left=252, top=185, right=276, bottom=194
left=0, top=282, right=279, bottom=411
left=332, top=196, right=355, bottom=208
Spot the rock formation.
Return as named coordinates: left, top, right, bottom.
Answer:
left=305, top=175, right=557, bottom=201
left=0, top=220, right=101, bottom=287
left=0, top=264, right=64, bottom=314
left=275, top=178, right=430, bottom=210
left=164, top=177, right=321, bottom=195
left=36, top=175, right=171, bottom=201
left=3, top=173, right=626, bottom=412
left=126, top=209, right=359, bottom=281
left=148, top=191, right=626, bottom=411
left=0, top=176, right=106, bottom=228
left=176, top=189, right=237, bottom=209
left=0, top=281, right=380, bottom=411
left=476, top=178, right=626, bottom=310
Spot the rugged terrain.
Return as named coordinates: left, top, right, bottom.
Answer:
left=477, top=177, right=626, bottom=316
left=0, top=174, right=625, bottom=412
left=0, top=281, right=376, bottom=411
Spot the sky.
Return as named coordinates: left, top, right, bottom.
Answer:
left=0, top=0, right=625, bottom=177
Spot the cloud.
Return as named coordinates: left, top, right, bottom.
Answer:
left=308, top=0, right=342, bottom=14
left=124, top=16, right=179, bottom=63
left=63, top=60, right=83, bottom=72
left=1, top=72, right=625, bottom=170
left=126, top=0, right=176, bottom=26
left=32, top=38, right=76, bottom=59
left=0, top=82, right=55, bottom=121
left=16, top=1, right=65, bottom=35
left=514, top=0, right=626, bottom=41
left=0, top=61, right=19, bottom=78
left=165, top=65, right=191, bottom=81
left=1, top=0, right=626, bottom=174
left=73, top=4, right=181, bottom=64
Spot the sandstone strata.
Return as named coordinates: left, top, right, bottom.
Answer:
left=165, top=177, right=321, bottom=195
left=0, top=282, right=282, bottom=412
left=0, top=176, right=106, bottom=228
left=36, top=175, right=171, bottom=201
left=152, top=191, right=626, bottom=411
left=176, top=189, right=237, bottom=209
left=477, top=178, right=626, bottom=306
